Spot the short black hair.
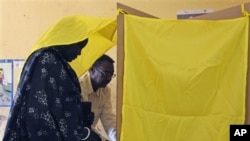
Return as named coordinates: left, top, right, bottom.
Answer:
left=92, top=54, right=114, bottom=68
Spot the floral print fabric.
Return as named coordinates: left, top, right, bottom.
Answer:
left=3, top=48, right=88, bottom=141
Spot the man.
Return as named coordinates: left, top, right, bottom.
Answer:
left=79, top=54, right=116, bottom=141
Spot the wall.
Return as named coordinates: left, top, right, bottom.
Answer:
left=0, top=0, right=249, bottom=140
left=1, top=0, right=248, bottom=58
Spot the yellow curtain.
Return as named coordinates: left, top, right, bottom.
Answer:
left=121, top=14, right=248, bottom=141
left=30, top=15, right=116, bottom=77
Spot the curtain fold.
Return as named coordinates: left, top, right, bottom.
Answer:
left=121, top=14, right=249, bottom=141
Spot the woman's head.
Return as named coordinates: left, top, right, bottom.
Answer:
left=56, top=38, right=88, bottom=62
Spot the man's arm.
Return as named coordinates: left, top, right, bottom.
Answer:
left=100, top=87, right=116, bottom=141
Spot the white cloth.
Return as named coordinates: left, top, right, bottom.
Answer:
left=79, top=72, right=116, bottom=141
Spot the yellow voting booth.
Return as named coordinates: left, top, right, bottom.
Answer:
left=117, top=3, right=250, bottom=141
left=23, top=3, right=250, bottom=141
left=30, top=15, right=117, bottom=77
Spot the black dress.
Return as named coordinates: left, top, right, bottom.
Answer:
left=3, top=47, right=101, bottom=141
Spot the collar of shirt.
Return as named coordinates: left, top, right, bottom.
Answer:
left=79, top=72, right=101, bottom=97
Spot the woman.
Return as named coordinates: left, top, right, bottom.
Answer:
left=3, top=16, right=103, bottom=141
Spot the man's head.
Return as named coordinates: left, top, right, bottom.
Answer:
left=89, top=54, right=115, bottom=91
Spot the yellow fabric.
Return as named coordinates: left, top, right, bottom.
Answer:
left=30, top=15, right=117, bottom=77
left=121, top=14, right=248, bottom=141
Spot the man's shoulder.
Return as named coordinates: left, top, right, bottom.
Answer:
left=79, top=72, right=93, bottom=94
left=79, top=72, right=89, bottom=84
left=100, top=85, right=111, bottom=94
